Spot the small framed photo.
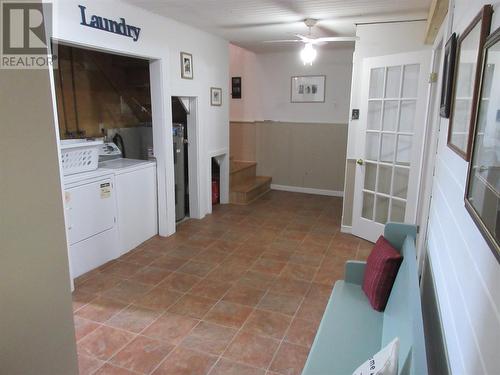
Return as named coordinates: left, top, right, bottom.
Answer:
left=440, top=33, right=457, bottom=118
left=448, top=5, right=492, bottom=160
left=180, top=52, right=193, bottom=79
left=232, top=77, right=242, bottom=99
left=211, top=87, right=222, bottom=106
left=291, top=75, right=326, bottom=103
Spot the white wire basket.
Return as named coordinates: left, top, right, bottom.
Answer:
left=60, top=139, right=103, bottom=176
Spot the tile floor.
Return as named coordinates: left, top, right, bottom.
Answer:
left=73, top=190, right=373, bottom=375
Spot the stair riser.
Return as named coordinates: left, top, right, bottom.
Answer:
left=230, top=180, right=271, bottom=205
left=247, top=180, right=271, bottom=201
left=230, top=165, right=256, bottom=188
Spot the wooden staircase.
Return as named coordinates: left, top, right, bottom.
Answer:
left=230, top=160, right=272, bottom=205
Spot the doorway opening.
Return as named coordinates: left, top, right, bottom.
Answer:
left=51, top=42, right=161, bottom=287
left=416, top=37, right=444, bottom=269
left=53, top=43, right=153, bottom=150
left=172, top=97, right=190, bottom=221
left=209, top=152, right=230, bottom=211
left=171, top=96, right=201, bottom=222
left=211, top=157, right=221, bottom=206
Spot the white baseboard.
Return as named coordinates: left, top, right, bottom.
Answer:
left=341, top=225, right=352, bottom=234
left=230, top=120, right=257, bottom=124
left=270, top=184, right=344, bottom=197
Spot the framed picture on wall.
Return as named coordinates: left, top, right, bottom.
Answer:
left=440, top=33, right=457, bottom=118
left=290, top=75, right=326, bottom=103
left=211, top=87, right=222, bottom=106
left=180, top=52, right=193, bottom=79
left=448, top=5, right=492, bottom=160
left=464, top=25, right=500, bottom=261
left=232, top=77, right=242, bottom=99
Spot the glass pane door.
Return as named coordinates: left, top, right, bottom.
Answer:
left=361, top=64, right=420, bottom=225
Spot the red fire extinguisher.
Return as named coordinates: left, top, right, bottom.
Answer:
left=212, top=179, right=219, bottom=205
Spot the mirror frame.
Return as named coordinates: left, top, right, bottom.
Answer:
left=447, top=5, right=492, bottom=160
left=464, top=25, right=500, bottom=262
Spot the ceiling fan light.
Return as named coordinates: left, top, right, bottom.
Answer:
left=300, top=43, right=317, bottom=65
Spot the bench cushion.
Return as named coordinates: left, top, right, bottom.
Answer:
left=362, top=235, right=403, bottom=311
left=302, top=280, right=384, bottom=375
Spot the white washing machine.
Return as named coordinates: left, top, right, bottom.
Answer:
left=99, top=158, right=158, bottom=256
left=63, top=155, right=158, bottom=281
left=63, top=169, right=119, bottom=279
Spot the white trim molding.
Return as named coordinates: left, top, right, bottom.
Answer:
left=230, top=120, right=258, bottom=124
left=341, top=225, right=352, bottom=234
left=271, top=184, right=344, bottom=197
left=208, top=148, right=229, bottom=157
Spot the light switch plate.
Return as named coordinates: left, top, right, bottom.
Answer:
left=352, top=109, right=360, bottom=120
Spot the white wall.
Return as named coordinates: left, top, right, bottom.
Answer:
left=51, top=0, right=230, bottom=235
left=229, top=44, right=353, bottom=194
left=426, top=1, right=500, bottom=374
left=257, top=48, right=353, bottom=123
left=229, top=44, right=354, bottom=124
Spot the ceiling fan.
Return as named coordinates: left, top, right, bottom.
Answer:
left=263, top=19, right=358, bottom=65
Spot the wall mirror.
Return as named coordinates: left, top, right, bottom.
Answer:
left=448, top=5, right=492, bottom=160
left=465, top=26, right=500, bottom=261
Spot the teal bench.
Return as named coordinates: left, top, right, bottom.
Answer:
left=302, top=223, right=427, bottom=375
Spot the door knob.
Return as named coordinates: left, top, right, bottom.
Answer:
left=356, top=159, right=364, bottom=166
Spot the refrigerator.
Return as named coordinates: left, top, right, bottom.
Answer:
left=173, top=123, right=186, bottom=221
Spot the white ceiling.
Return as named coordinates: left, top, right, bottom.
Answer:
left=122, top=0, right=431, bottom=52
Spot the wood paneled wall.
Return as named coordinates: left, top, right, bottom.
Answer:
left=53, top=44, right=152, bottom=139
left=230, top=121, right=256, bottom=161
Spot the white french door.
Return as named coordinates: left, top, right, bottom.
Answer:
left=352, top=51, right=432, bottom=242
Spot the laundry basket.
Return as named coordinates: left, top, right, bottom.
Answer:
left=60, top=139, right=103, bottom=175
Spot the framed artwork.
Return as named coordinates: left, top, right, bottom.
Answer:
left=465, top=25, right=500, bottom=261
left=180, top=52, right=193, bottom=79
left=448, top=5, right=492, bottom=160
left=211, top=87, right=222, bottom=106
left=291, top=75, right=326, bottom=103
left=440, top=33, right=457, bottom=118
left=232, top=77, right=242, bottom=99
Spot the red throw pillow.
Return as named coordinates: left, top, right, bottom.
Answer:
left=362, top=236, right=403, bottom=311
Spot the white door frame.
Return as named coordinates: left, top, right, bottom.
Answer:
left=175, top=96, right=228, bottom=218
left=181, top=97, right=203, bottom=220
left=352, top=50, right=432, bottom=242
left=416, top=30, right=446, bottom=271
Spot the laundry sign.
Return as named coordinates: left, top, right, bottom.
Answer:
left=100, top=182, right=111, bottom=199
left=78, top=5, right=141, bottom=42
